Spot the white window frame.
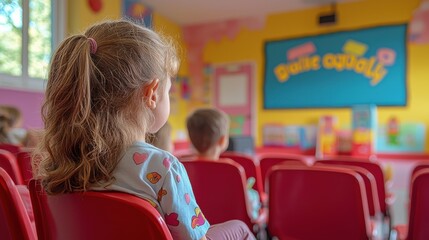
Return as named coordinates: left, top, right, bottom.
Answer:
left=0, top=0, right=66, bottom=92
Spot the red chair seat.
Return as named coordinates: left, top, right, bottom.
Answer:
left=0, top=149, right=24, bottom=185
left=182, top=158, right=265, bottom=235
left=267, top=165, right=372, bottom=240
left=0, top=168, right=36, bottom=240
left=29, top=179, right=173, bottom=240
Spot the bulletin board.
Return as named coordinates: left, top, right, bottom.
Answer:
left=122, top=0, right=153, bottom=28
left=263, top=24, right=407, bottom=109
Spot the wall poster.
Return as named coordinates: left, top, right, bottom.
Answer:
left=264, top=24, right=407, bottom=109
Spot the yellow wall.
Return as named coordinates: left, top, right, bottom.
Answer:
left=66, top=0, right=429, bottom=149
left=67, top=0, right=122, bottom=34
left=203, top=0, right=429, bottom=149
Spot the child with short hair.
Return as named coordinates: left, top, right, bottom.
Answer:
left=34, top=20, right=254, bottom=240
left=0, top=105, right=40, bottom=147
left=186, top=108, right=261, bottom=220
left=0, top=108, right=13, bottom=144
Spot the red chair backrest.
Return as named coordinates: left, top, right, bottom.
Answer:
left=267, top=165, right=371, bottom=240
left=411, top=161, right=429, bottom=179
left=220, top=151, right=264, bottom=194
left=17, top=152, right=33, bottom=186
left=29, top=179, right=173, bottom=240
left=0, top=168, right=36, bottom=240
left=259, top=154, right=307, bottom=191
left=316, top=159, right=387, bottom=214
left=0, top=144, right=21, bottom=155
left=314, top=163, right=380, bottom=217
left=0, top=149, right=24, bottom=185
left=181, top=159, right=253, bottom=229
left=407, top=169, right=429, bottom=240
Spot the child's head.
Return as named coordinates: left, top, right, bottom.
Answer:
left=147, top=121, right=173, bottom=152
left=37, top=20, right=178, bottom=194
left=0, top=109, right=12, bottom=143
left=1, top=106, right=23, bottom=128
left=186, top=108, right=230, bottom=157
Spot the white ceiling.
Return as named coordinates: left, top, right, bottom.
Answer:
left=142, top=0, right=358, bottom=25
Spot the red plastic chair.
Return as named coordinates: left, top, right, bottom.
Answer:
left=395, top=169, right=429, bottom=240
left=404, top=161, right=429, bottom=200
left=17, top=151, right=33, bottom=186
left=29, top=179, right=173, bottom=240
left=411, top=161, right=429, bottom=179
left=182, top=158, right=266, bottom=233
left=316, top=159, right=388, bottom=216
left=220, top=151, right=265, bottom=199
left=0, top=149, right=24, bottom=185
left=313, top=162, right=381, bottom=218
left=267, top=165, right=372, bottom=240
left=0, top=144, right=21, bottom=155
left=258, top=154, right=307, bottom=191
left=0, top=168, right=36, bottom=240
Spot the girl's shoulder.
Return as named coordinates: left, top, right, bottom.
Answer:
left=124, top=141, right=179, bottom=167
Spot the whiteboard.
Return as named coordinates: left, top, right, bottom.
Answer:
left=219, top=73, right=247, bottom=107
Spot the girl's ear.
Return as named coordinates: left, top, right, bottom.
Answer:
left=143, top=79, right=159, bottom=109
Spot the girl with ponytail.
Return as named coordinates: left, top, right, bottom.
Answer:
left=35, top=20, right=254, bottom=240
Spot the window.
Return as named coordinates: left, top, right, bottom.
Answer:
left=0, top=0, right=65, bottom=91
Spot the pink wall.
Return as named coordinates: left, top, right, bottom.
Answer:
left=0, top=88, right=44, bottom=129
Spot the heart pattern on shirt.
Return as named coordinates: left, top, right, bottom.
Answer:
left=147, top=172, right=162, bottom=184
left=176, top=175, right=181, bottom=183
left=184, top=193, right=191, bottom=205
left=163, top=158, right=171, bottom=169
left=133, top=152, right=148, bottom=165
left=191, top=208, right=206, bottom=229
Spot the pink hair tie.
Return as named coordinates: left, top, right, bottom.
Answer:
left=88, top=38, right=97, bottom=54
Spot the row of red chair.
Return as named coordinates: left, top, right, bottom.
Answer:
left=2, top=141, right=428, bottom=239
left=0, top=166, right=174, bottom=240
left=209, top=152, right=392, bottom=238
left=0, top=144, right=173, bottom=239
left=180, top=156, right=387, bottom=239
left=267, top=164, right=373, bottom=239
left=0, top=144, right=33, bottom=185
left=182, top=153, right=429, bottom=239
left=181, top=158, right=267, bottom=238
left=395, top=163, right=429, bottom=240
left=0, top=168, right=36, bottom=240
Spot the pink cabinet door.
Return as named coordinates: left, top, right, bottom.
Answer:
left=213, top=63, right=254, bottom=136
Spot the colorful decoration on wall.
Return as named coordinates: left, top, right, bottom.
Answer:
left=387, top=116, right=400, bottom=145
left=377, top=122, right=426, bottom=153
left=178, top=76, right=191, bottom=100
left=264, top=24, right=407, bottom=109
left=202, top=65, right=212, bottom=105
left=263, top=124, right=286, bottom=147
left=183, top=17, right=265, bottom=106
left=337, top=130, right=353, bottom=154
left=263, top=124, right=317, bottom=150
left=122, top=0, right=153, bottom=28
left=88, top=0, right=103, bottom=13
left=229, top=115, right=245, bottom=136
left=351, top=105, right=377, bottom=157
left=316, top=116, right=338, bottom=158
left=169, top=76, right=192, bottom=115
left=409, top=0, right=429, bottom=44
